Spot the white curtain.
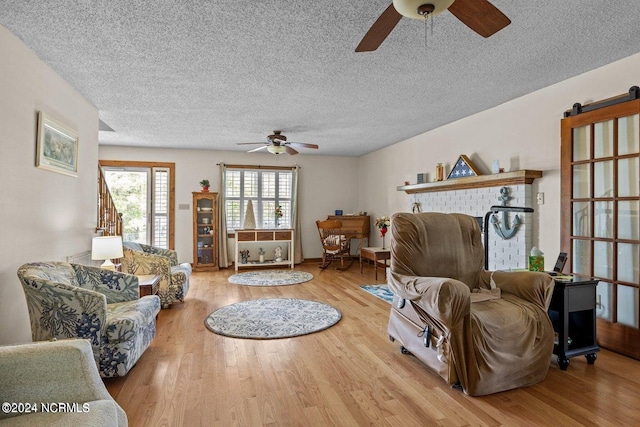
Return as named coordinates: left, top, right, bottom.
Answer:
left=292, top=165, right=303, bottom=263
left=218, top=163, right=230, bottom=268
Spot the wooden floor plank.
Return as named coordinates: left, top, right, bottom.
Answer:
left=105, top=262, right=640, bottom=426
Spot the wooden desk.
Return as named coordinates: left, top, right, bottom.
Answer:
left=360, top=247, right=391, bottom=281
left=138, top=274, right=161, bottom=297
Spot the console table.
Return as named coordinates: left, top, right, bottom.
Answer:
left=234, top=229, right=294, bottom=271
left=548, top=276, right=600, bottom=370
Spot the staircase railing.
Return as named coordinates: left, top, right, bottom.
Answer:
left=97, top=166, right=123, bottom=237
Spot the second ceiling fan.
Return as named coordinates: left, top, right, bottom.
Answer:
left=356, top=0, right=510, bottom=52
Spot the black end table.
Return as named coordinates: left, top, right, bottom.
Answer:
left=548, top=276, right=600, bottom=370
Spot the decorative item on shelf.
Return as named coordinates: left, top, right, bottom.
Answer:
left=447, top=155, right=481, bottom=179
left=274, top=246, right=283, bottom=262
left=240, top=249, right=250, bottom=264
left=417, top=173, right=426, bottom=184
left=334, top=210, right=343, bottom=216
left=435, top=163, right=444, bottom=181
left=404, top=181, right=410, bottom=186
left=275, top=205, right=283, bottom=228
left=199, top=179, right=210, bottom=192
left=492, top=159, right=501, bottom=174
left=244, top=200, right=256, bottom=229
left=258, top=247, right=266, bottom=263
left=91, top=235, right=123, bottom=270
left=375, top=215, right=391, bottom=249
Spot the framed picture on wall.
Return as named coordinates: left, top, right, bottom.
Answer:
left=36, top=111, right=79, bottom=177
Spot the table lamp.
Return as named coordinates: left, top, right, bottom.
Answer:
left=91, top=236, right=124, bottom=270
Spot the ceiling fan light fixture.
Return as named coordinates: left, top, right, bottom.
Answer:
left=392, top=0, right=454, bottom=20
left=267, top=145, right=287, bottom=155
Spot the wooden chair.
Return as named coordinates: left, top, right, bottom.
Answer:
left=316, top=220, right=354, bottom=270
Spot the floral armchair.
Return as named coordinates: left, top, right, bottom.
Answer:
left=121, top=242, right=191, bottom=308
left=17, top=261, right=161, bottom=378
left=0, top=339, right=127, bottom=426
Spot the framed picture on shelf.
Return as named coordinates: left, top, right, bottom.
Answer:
left=36, top=111, right=79, bottom=177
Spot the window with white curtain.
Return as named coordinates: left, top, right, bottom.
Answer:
left=225, top=168, right=292, bottom=231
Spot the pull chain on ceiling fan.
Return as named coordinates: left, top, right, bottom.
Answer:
left=355, top=0, right=510, bottom=52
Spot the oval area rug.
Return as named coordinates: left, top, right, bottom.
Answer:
left=205, top=298, right=341, bottom=339
left=228, top=269, right=313, bottom=286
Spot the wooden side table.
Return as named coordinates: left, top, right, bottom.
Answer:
left=360, top=247, right=391, bottom=281
left=138, top=274, right=161, bottom=298
left=548, top=276, right=600, bottom=370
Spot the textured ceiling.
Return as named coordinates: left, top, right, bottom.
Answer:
left=2, top=1, right=640, bottom=157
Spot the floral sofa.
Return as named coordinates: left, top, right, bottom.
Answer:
left=0, top=339, right=127, bottom=426
left=17, top=261, right=161, bottom=378
left=121, top=242, right=191, bottom=308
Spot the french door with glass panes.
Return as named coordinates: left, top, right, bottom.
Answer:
left=561, top=99, right=640, bottom=359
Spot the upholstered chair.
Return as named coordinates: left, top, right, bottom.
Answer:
left=17, top=261, right=161, bottom=378
left=121, top=242, right=191, bottom=308
left=387, top=212, right=555, bottom=396
left=0, top=339, right=127, bottom=426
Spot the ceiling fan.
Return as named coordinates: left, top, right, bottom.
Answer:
left=237, top=131, right=319, bottom=155
left=355, top=0, right=510, bottom=52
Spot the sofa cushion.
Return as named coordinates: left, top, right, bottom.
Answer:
left=106, top=296, right=160, bottom=343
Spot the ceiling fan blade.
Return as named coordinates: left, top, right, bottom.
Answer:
left=355, top=3, right=403, bottom=52
left=287, top=142, right=318, bottom=149
left=448, top=0, right=511, bottom=38
left=285, top=145, right=299, bottom=155
left=248, top=146, right=268, bottom=153
left=237, top=142, right=268, bottom=145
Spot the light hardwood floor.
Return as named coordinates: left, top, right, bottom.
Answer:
left=105, top=263, right=640, bottom=426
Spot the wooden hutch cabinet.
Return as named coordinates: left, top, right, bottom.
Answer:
left=192, top=192, right=219, bottom=271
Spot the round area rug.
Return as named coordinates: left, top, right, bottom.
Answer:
left=204, top=298, right=341, bottom=339
left=228, top=269, right=313, bottom=286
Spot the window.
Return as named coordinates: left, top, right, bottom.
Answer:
left=100, top=161, right=175, bottom=249
left=225, top=168, right=292, bottom=231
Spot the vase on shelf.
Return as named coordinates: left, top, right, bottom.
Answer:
left=380, top=227, right=387, bottom=249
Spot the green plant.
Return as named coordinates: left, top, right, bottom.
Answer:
left=199, top=179, right=210, bottom=187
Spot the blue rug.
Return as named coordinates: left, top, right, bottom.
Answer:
left=360, top=284, right=394, bottom=304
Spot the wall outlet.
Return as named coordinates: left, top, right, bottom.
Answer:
left=536, top=193, right=544, bottom=205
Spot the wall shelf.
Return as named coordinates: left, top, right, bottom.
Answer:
left=397, top=170, right=543, bottom=194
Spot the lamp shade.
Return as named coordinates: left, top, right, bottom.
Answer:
left=91, top=236, right=123, bottom=269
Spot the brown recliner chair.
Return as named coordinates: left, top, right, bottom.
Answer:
left=387, top=212, right=555, bottom=396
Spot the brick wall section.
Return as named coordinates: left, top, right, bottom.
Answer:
left=410, top=184, right=534, bottom=271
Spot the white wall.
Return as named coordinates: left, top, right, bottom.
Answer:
left=359, top=52, right=640, bottom=265
left=98, top=146, right=360, bottom=261
left=0, top=25, right=99, bottom=344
